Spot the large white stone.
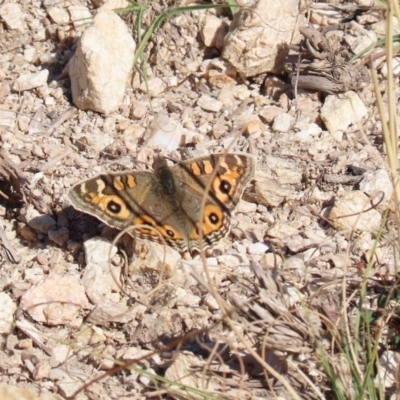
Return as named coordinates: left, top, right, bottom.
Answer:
left=69, top=9, right=136, bottom=114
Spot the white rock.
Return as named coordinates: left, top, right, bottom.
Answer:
left=304, top=227, right=327, bottom=242
left=328, top=190, right=382, bottom=234
left=51, top=344, right=70, bottom=366
left=0, top=3, right=25, bottom=30
left=173, top=287, right=201, bottom=307
left=272, top=112, right=293, bottom=133
left=223, top=0, right=305, bottom=77
left=84, top=238, right=118, bottom=266
left=371, top=18, right=400, bottom=36
left=197, top=94, right=223, bottom=112
left=77, top=131, right=114, bottom=153
left=20, top=273, right=89, bottom=326
left=217, top=254, right=246, bottom=267
left=146, top=115, right=183, bottom=151
left=31, top=19, right=46, bottom=41
left=218, top=84, right=241, bottom=109
left=97, top=0, right=131, bottom=10
left=376, top=350, right=400, bottom=388
left=0, top=293, right=16, bottom=333
left=233, top=84, right=251, bottom=101
left=267, top=221, right=298, bottom=240
left=260, top=253, right=283, bottom=269
left=309, top=186, right=332, bottom=202
left=247, top=242, right=269, bottom=255
left=76, top=325, right=106, bottom=346
left=57, top=380, right=82, bottom=398
left=33, top=360, right=51, bottom=381
left=181, top=128, right=203, bottom=145
left=47, top=7, right=70, bottom=24
left=320, top=91, right=368, bottom=136
left=140, top=77, right=166, bottom=97
left=23, top=47, right=36, bottom=63
left=40, top=53, right=58, bottom=64
left=284, top=255, right=305, bottom=270
left=45, top=96, right=55, bottom=106
left=81, top=237, right=120, bottom=304
left=87, top=300, right=147, bottom=324
left=259, top=105, right=284, bottom=124
left=344, top=26, right=377, bottom=55
left=139, top=370, right=152, bottom=386
left=165, top=352, right=207, bottom=387
left=198, top=122, right=212, bottom=135
left=294, top=122, right=322, bottom=141
left=201, top=15, right=229, bottom=49
left=69, top=9, right=136, bottom=114
left=0, top=110, right=16, bottom=128
left=381, top=57, right=400, bottom=77
left=236, top=200, right=257, bottom=213
left=252, top=157, right=302, bottom=208
left=287, top=236, right=314, bottom=253
left=320, top=242, right=337, bottom=254
left=330, top=130, right=343, bottom=142
left=68, top=5, right=92, bottom=28
left=129, top=241, right=182, bottom=278
left=233, top=242, right=247, bottom=254
left=0, top=384, right=61, bottom=400
left=131, top=101, right=148, bottom=119
left=282, top=283, right=303, bottom=306
left=13, top=70, right=49, bottom=92
left=359, top=169, right=393, bottom=207
left=204, top=294, right=219, bottom=311
left=180, top=257, right=221, bottom=287
left=302, top=247, right=320, bottom=262
left=329, top=254, right=349, bottom=269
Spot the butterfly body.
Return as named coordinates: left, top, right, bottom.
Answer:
left=68, top=153, right=255, bottom=252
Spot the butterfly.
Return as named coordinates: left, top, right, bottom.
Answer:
left=68, top=153, right=255, bottom=253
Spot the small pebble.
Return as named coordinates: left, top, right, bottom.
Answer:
left=248, top=242, right=269, bottom=255
left=197, top=94, right=223, bottom=112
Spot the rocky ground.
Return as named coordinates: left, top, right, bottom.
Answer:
left=0, top=0, right=398, bottom=399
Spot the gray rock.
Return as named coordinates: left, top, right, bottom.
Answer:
left=27, top=214, right=56, bottom=233
left=48, top=228, right=70, bottom=246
